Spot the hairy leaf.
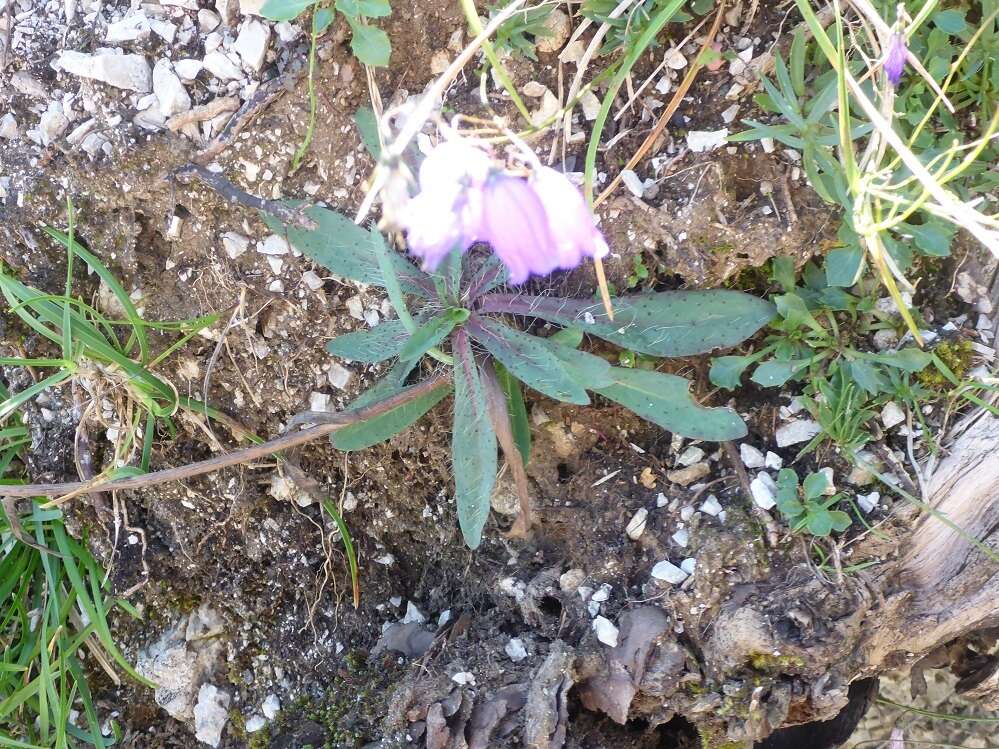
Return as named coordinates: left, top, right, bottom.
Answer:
left=538, top=338, right=614, bottom=389
left=261, top=206, right=431, bottom=296
left=478, top=290, right=775, bottom=356
left=468, top=317, right=589, bottom=404
left=495, top=363, right=531, bottom=465
left=595, top=368, right=747, bottom=440
left=399, top=309, right=468, bottom=362
left=346, top=19, right=391, bottom=66
left=870, top=348, right=933, bottom=372
left=709, top=355, right=754, bottom=389
left=751, top=358, right=811, bottom=388
left=332, top=364, right=450, bottom=451
left=452, top=330, right=497, bottom=549
left=326, top=319, right=411, bottom=363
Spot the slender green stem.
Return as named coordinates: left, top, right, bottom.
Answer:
left=292, top=8, right=322, bottom=171
left=458, top=0, right=533, bottom=124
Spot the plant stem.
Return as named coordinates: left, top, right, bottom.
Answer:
left=458, top=0, right=533, bottom=125
left=2, top=375, right=450, bottom=500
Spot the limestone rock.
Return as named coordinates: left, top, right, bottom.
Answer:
left=56, top=51, right=152, bottom=92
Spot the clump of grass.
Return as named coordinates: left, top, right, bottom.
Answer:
left=0, top=499, right=153, bottom=747
left=0, top=208, right=250, bottom=482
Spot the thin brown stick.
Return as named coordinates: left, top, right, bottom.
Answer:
left=2, top=375, right=449, bottom=500
left=166, top=96, right=240, bottom=132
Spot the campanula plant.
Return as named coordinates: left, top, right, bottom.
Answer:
left=262, top=139, right=776, bottom=549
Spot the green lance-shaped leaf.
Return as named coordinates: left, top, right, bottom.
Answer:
left=468, top=316, right=589, bottom=404
left=595, top=368, right=747, bottom=441
left=710, top=355, right=756, bottom=389
left=536, top=337, right=614, bottom=389
left=399, top=309, right=469, bottom=362
left=451, top=329, right=497, bottom=549
left=261, top=205, right=432, bottom=297
left=477, top=290, right=776, bottom=357
left=332, top=363, right=451, bottom=451
left=495, top=363, right=531, bottom=465
left=750, top=358, right=812, bottom=388
left=326, top=319, right=412, bottom=363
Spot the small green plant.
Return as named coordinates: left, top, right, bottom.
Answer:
left=263, top=203, right=775, bottom=548
left=0, top=220, right=239, bottom=475
left=731, top=2, right=999, bottom=341
left=260, top=0, right=391, bottom=66
left=775, top=467, right=851, bottom=537
left=581, top=0, right=713, bottom=56
left=0, top=501, right=153, bottom=747
left=490, top=1, right=554, bottom=60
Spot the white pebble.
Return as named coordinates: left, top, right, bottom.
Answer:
left=625, top=508, right=648, bottom=540
left=881, top=401, right=905, bottom=429
left=651, top=560, right=688, bottom=584
left=764, top=451, right=783, bottom=470
left=700, top=495, right=723, bottom=516
left=739, top=444, right=765, bottom=469
left=261, top=695, right=280, bottom=720
left=505, top=638, right=528, bottom=662
left=592, top=616, right=619, bottom=647
left=671, top=528, right=689, bottom=547
left=258, top=234, right=289, bottom=255
left=451, top=672, right=475, bottom=686
left=677, top=445, right=704, bottom=466
left=680, top=558, right=697, bottom=575
left=857, top=491, right=880, bottom=513
left=245, top=715, right=266, bottom=733
left=750, top=473, right=778, bottom=510
left=776, top=420, right=821, bottom=447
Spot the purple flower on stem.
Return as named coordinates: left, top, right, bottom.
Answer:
left=400, top=140, right=609, bottom=284
left=884, top=32, right=908, bottom=86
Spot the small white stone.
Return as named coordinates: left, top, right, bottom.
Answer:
left=656, top=492, right=668, bottom=508
left=0, top=113, right=18, bottom=139
left=592, top=616, right=619, bottom=647
left=202, top=51, right=243, bottom=81
left=56, top=51, right=152, bottom=92
left=153, top=60, right=190, bottom=118
left=664, top=47, right=687, bottom=69
left=233, top=19, right=271, bottom=72
left=38, top=104, right=69, bottom=146
left=309, top=392, right=331, bottom=412
left=174, top=59, right=203, bottom=82
left=302, top=270, right=323, bottom=290
left=818, top=467, right=836, bottom=495
left=625, top=508, right=648, bottom=540
left=721, top=104, right=740, bottom=123
left=750, top=473, right=778, bottom=510
left=505, top=638, right=528, bottom=662
left=764, top=451, right=783, bottom=470
left=591, top=583, right=612, bottom=603
left=686, top=128, right=729, bottom=152
left=259, top=234, right=289, bottom=255
left=345, top=295, right=365, bottom=320
left=651, top=560, right=688, bottom=584
left=327, top=362, right=353, bottom=390
left=193, top=684, right=230, bottom=748
left=677, top=445, right=704, bottom=466
left=149, top=19, right=177, bottom=43
left=198, top=8, right=221, bottom=32
left=620, top=169, right=645, bottom=198
left=671, top=528, right=689, bottom=547
left=261, top=695, right=280, bottom=720
left=857, top=491, right=880, bottom=513
left=680, top=505, right=695, bottom=521
left=274, top=21, right=301, bottom=43
left=402, top=602, right=426, bottom=625
left=245, top=715, right=266, bottom=733
left=680, top=558, right=696, bottom=575
left=700, top=495, right=723, bottom=516
left=580, top=89, right=601, bottom=120
left=222, top=232, right=250, bottom=258
left=776, top=419, right=821, bottom=447
left=559, top=569, right=585, bottom=593
left=106, top=12, right=151, bottom=43
left=881, top=401, right=905, bottom=429
left=739, top=444, right=765, bottom=469
left=451, top=672, right=475, bottom=686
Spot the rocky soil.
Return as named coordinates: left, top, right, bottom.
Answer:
left=2, top=0, right=997, bottom=748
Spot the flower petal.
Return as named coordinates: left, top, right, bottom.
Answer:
left=481, top=174, right=558, bottom=284
left=402, top=185, right=469, bottom=271
left=532, top=167, right=610, bottom=270
left=419, top=140, right=492, bottom=192
left=884, top=33, right=907, bottom=86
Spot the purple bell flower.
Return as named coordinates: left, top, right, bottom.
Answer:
left=402, top=141, right=490, bottom=271
left=531, top=166, right=609, bottom=271
left=400, top=140, right=610, bottom=285
left=479, top=173, right=560, bottom=285
left=884, top=33, right=907, bottom=86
